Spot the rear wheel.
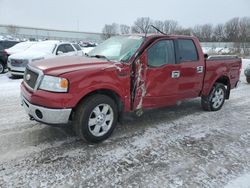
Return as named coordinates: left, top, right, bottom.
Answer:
left=247, top=77, right=250, bottom=84
left=0, top=62, right=4, bottom=74
left=73, top=94, right=118, bottom=143
left=201, top=83, right=226, bottom=111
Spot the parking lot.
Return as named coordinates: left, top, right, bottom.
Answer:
left=0, top=60, right=249, bottom=187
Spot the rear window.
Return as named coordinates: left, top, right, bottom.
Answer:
left=178, top=39, right=198, bottom=62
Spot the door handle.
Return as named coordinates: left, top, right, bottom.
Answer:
left=197, top=66, right=204, bottom=73
left=172, top=70, right=180, bottom=78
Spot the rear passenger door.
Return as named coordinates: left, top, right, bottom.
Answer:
left=176, top=39, right=205, bottom=99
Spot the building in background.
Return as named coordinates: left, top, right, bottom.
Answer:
left=0, top=24, right=102, bottom=43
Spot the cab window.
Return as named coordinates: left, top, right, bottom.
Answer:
left=147, top=40, right=175, bottom=67
left=64, top=44, right=74, bottom=52
left=178, top=39, right=198, bottom=62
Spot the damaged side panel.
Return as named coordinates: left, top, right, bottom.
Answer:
left=132, top=56, right=147, bottom=115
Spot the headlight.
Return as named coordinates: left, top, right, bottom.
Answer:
left=39, top=75, right=69, bottom=92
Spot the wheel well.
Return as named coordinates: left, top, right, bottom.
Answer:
left=0, top=60, right=4, bottom=65
left=72, top=89, right=124, bottom=121
left=215, top=76, right=230, bottom=99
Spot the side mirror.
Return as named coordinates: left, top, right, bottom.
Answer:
left=204, top=53, right=208, bottom=59
left=57, top=51, right=64, bottom=55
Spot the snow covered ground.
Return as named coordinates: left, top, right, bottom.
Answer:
left=0, top=60, right=250, bottom=187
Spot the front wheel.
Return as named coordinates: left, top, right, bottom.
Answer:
left=247, top=77, right=250, bottom=84
left=201, top=83, right=226, bottom=111
left=73, top=94, right=118, bottom=143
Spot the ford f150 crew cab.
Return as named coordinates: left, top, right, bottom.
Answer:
left=20, top=34, right=242, bottom=143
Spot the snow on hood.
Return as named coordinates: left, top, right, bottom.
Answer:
left=8, top=50, right=48, bottom=60
left=6, top=48, right=27, bottom=55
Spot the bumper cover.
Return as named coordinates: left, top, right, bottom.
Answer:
left=8, top=62, right=25, bottom=76
left=21, top=95, right=72, bottom=125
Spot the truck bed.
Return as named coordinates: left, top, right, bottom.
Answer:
left=202, top=57, right=242, bottom=96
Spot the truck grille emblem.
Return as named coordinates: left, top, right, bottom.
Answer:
left=26, top=74, right=31, bottom=81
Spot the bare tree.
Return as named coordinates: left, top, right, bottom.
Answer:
left=201, top=24, right=213, bottom=42
left=102, top=23, right=119, bottom=40
left=101, top=16, right=250, bottom=43
left=224, top=17, right=240, bottom=42
left=152, top=20, right=164, bottom=33
left=213, top=24, right=225, bottom=42
left=163, top=20, right=178, bottom=34
left=6, top=25, right=19, bottom=35
left=120, top=24, right=130, bottom=35
left=192, top=24, right=213, bottom=41
left=192, top=25, right=203, bottom=40
left=175, top=27, right=192, bottom=36
left=131, top=17, right=152, bottom=34
left=238, top=17, right=250, bottom=42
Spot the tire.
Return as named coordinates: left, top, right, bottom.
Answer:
left=247, top=77, right=250, bottom=84
left=201, top=83, right=226, bottom=111
left=0, top=62, right=4, bottom=74
left=73, top=94, right=118, bottom=143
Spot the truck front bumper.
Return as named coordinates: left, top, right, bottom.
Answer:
left=21, top=95, right=72, bottom=125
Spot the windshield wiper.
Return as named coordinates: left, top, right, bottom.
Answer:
left=90, top=54, right=110, bottom=61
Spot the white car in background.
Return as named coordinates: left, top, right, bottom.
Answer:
left=79, top=42, right=97, bottom=55
left=8, top=40, right=83, bottom=76
left=5, top=41, right=37, bottom=55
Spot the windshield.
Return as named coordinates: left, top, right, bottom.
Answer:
left=9, top=42, right=35, bottom=51
left=88, top=36, right=144, bottom=62
left=27, top=42, right=56, bottom=53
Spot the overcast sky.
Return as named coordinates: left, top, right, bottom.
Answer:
left=0, top=0, right=249, bottom=33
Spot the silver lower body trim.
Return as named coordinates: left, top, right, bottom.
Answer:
left=21, top=95, right=72, bottom=125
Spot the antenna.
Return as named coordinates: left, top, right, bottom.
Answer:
left=150, top=25, right=167, bottom=35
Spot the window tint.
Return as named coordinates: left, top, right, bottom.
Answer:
left=64, top=44, right=75, bottom=52
left=57, top=45, right=67, bottom=53
left=73, top=44, right=81, bottom=51
left=178, top=39, right=198, bottom=62
left=148, top=40, right=175, bottom=67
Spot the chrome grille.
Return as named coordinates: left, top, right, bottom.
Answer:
left=24, top=68, right=39, bottom=89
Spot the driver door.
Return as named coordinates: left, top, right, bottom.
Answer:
left=133, top=39, right=180, bottom=110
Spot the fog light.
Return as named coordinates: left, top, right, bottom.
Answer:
left=35, top=109, right=43, bottom=119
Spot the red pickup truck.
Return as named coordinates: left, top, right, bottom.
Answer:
left=21, top=35, right=241, bottom=143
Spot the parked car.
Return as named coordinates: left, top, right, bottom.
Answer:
left=79, top=42, right=97, bottom=55
left=244, top=64, right=250, bottom=83
left=20, top=35, right=241, bottom=143
left=0, top=40, right=19, bottom=73
left=5, top=41, right=37, bottom=55
left=8, top=40, right=83, bottom=76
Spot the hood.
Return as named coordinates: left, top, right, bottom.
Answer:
left=30, top=56, right=122, bottom=76
left=6, top=48, right=26, bottom=55
left=8, top=50, right=48, bottom=60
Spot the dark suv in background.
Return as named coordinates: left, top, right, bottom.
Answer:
left=0, top=40, right=19, bottom=73
left=245, top=64, right=250, bottom=83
